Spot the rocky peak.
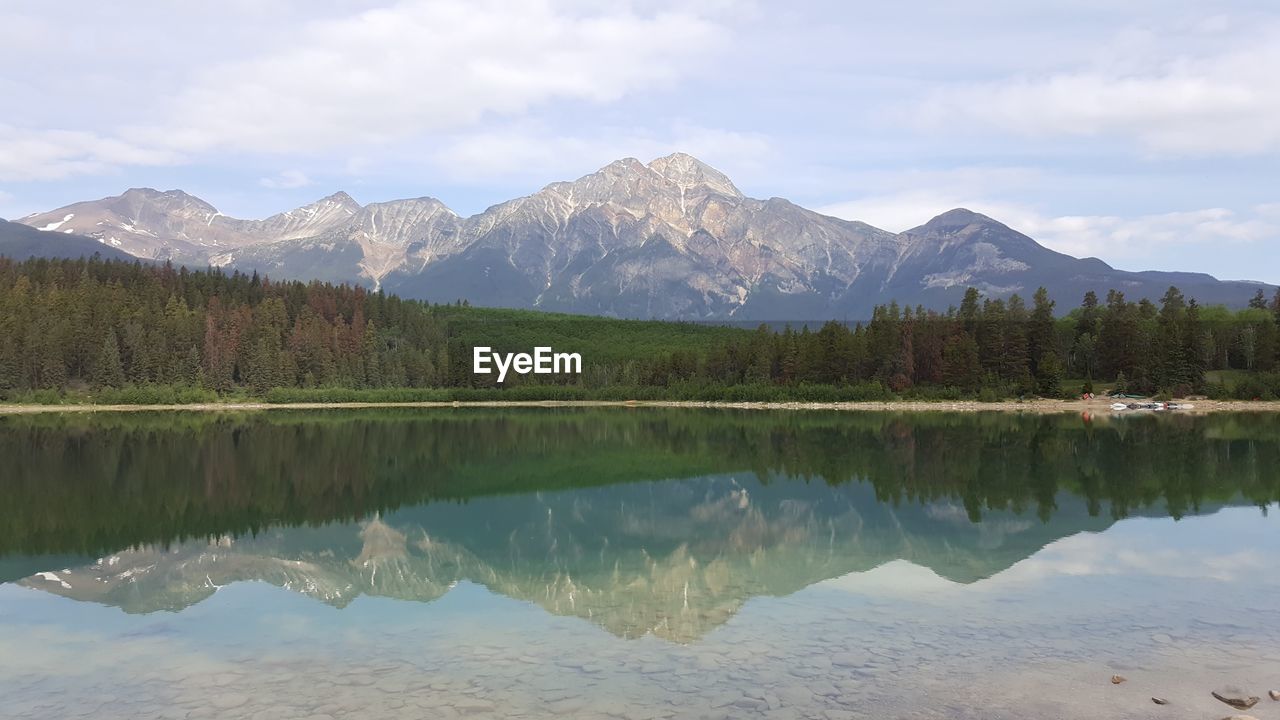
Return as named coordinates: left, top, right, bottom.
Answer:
left=917, top=208, right=1004, bottom=233
left=647, top=152, right=742, bottom=198
left=363, top=196, right=453, bottom=213
left=117, top=187, right=218, bottom=215
left=601, top=157, right=651, bottom=176
left=316, top=191, right=362, bottom=213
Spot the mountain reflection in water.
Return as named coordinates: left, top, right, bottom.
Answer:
left=2, top=409, right=1277, bottom=643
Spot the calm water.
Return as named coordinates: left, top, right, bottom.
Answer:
left=1, top=409, right=1278, bottom=720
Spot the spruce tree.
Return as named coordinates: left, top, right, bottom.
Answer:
left=93, top=331, right=126, bottom=388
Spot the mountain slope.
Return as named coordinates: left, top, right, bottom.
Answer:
left=0, top=219, right=134, bottom=261
left=18, top=157, right=1275, bottom=318
left=883, top=209, right=1271, bottom=312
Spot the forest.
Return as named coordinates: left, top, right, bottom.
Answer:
left=1, top=255, right=1279, bottom=402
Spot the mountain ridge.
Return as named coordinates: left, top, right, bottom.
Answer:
left=14, top=153, right=1274, bottom=318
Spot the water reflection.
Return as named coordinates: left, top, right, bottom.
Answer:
left=3, top=410, right=1277, bottom=642
left=2, top=409, right=1279, bottom=720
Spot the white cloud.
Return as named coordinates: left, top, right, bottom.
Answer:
left=0, top=125, right=181, bottom=182
left=259, top=169, right=314, bottom=190
left=913, top=21, right=1280, bottom=155
left=815, top=166, right=1043, bottom=232
left=0, top=1, right=731, bottom=181
left=1010, top=206, right=1278, bottom=260
left=135, top=0, right=728, bottom=155
left=432, top=123, right=771, bottom=184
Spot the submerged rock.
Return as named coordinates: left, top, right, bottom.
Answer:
left=1270, top=690, right=1280, bottom=701
left=1212, top=689, right=1260, bottom=710
left=1151, top=697, right=1169, bottom=705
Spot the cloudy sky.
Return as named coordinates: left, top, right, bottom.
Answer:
left=2, top=0, right=1277, bottom=281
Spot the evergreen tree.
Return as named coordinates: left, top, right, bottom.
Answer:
left=93, top=331, right=126, bottom=388
left=1035, top=352, right=1064, bottom=398
left=942, top=334, right=982, bottom=391
left=1156, top=287, right=1190, bottom=391
left=1028, top=288, right=1055, bottom=361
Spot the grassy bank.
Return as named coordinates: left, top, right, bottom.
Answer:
left=4, top=369, right=1280, bottom=411
left=4, top=379, right=1280, bottom=409
left=4, top=397, right=1280, bottom=417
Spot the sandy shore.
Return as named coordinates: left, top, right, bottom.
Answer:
left=2, top=398, right=1279, bottom=415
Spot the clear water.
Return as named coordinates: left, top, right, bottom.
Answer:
left=1, top=409, right=1277, bottom=719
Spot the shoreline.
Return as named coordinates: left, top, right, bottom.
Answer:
left=3, top=398, right=1280, bottom=415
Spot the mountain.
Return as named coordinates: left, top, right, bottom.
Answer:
left=16, top=188, right=359, bottom=266
left=0, top=218, right=134, bottom=261
left=16, top=155, right=1274, bottom=318
left=883, top=209, right=1269, bottom=310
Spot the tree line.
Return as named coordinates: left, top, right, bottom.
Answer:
left=1, top=256, right=1279, bottom=400
left=688, top=286, right=1280, bottom=398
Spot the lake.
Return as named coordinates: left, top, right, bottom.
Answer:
left=1, top=409, right=1277, bottom=720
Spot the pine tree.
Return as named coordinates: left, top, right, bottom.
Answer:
left=942, top=334, right=981, bottom=391
left=93, top=331, right=126, bottom=388
left=959, top=287, right=981, bottom=338
left=1035, top=352, right=1064, bottom=398
left=1182, top=299, right=1208, bottom=388
left=1156, top=287, right=1189, bottom=391
left=1248, top=289, right=1268, bottom=310
left=1028, top=287, right=1057, bottom=378
left=1003, top=294, right=1030, bottom=385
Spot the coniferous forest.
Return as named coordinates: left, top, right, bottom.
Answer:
left=2, top=256, right=1280, bottom=403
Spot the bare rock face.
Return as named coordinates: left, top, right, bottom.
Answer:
left=19, top=188, right=361, bottom=265
left=18, top=153, right=1276, bottom=318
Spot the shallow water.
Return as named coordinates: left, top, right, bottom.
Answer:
left=1, top=409, right=1278, bottom=719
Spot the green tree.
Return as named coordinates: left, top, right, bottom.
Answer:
left=1035, top=352, right=1064, bottom=397
left=93, top=331, right=127, bottom=388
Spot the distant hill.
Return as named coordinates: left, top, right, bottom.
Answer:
left=18, top=155, right=1276, bottom=318
left=0, top=218, right=134, bottom=262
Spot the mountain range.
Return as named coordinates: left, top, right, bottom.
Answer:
left=11, top=153, right=1273, bottom=319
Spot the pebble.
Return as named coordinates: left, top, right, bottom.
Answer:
left=1270, top=690, right=1280, bottom=701
left=1110, top=675, right=1127, bottom=684
left=1152, top=697, right=1169, bottom=705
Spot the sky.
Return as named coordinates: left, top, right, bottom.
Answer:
left=1, top=0, right=1277, bottom=282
